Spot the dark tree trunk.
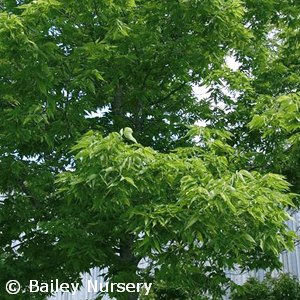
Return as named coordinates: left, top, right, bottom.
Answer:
left=111, top=84, right=140, bottom=300
left=119, top=235, right=139, bottom=300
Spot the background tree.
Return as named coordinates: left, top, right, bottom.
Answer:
left=231, top=273, right=300, bottom=300
left=203, top=0, right=300, bottom=199
left=0, top=0, right=299, bottom=299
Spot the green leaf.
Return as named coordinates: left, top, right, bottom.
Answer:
left=121, top=176, right=138, bottom=189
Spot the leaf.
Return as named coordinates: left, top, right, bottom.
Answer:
left=121, top=176, right=138, bottom=189
left=185, top=214, right=199, bottom=229
left=249, top=114, right=265, bottom=129
left=244, top=233, right=256, bottom=244
left=127, top=0, right=136, bottom=7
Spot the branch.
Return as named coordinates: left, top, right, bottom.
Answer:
left=150, top=82, right=187, bottom=108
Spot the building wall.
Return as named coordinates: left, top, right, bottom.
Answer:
left=223, top=211, right=300, bottom=299
left=227, top=211, right=300, bottom=285
left=47, top=268, right=110, bottom=300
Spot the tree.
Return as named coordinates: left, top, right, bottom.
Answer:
left=204, top=0, right=300, bottom=199
left=0, top=0, right=298, bottom=299
left=231, top=273, right=300, bottom=300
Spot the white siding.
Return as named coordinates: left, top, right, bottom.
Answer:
left=224, top=211, right=300, bottom=299
left=47, top=268, right=110, bottom=300
left=227, top=211, right=300, bottom=284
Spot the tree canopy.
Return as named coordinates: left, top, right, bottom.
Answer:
left=0, top=0, right=299, bottom=299
left=231, top=273, right=300, bottom=300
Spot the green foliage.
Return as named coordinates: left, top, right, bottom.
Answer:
left=0, top=0, right=299, bottom=299
left=53, top=128, right=297, bottom=298
left=231, top=273, right=300, bottom=300
left=201, top=0, right=300, bottom=204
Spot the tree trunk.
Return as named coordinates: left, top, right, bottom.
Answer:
left=119, top=235, right=139, bottom=300
left=111, top=84, right=140, bottom=300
